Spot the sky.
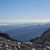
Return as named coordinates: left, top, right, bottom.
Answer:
left=0, top=0, right=50, bottom=24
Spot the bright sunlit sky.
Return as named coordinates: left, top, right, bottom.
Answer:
left=0, top=0, right=50, bottom=24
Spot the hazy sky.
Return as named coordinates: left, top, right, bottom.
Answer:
left=0, top=0, right=50, bottom=24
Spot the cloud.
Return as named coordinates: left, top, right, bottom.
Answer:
left=0, top=18, right=50, bottom=25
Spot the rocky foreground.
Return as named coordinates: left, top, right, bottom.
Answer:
left=0, top=28, right=50, bottom=50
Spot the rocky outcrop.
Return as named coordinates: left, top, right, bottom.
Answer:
left=30, top=28, right=50, bottom=50
left=30, top=28, right=50, bottom=43
left=0, top=33, right=32, bottom=50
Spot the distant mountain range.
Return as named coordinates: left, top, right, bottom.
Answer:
left=0, top=22, right=50, bottom=41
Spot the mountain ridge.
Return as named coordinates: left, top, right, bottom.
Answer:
left=0, top=22, right=50, bottom=41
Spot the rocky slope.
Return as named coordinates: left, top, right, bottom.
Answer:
left=30, top=28, right=50, bottom=50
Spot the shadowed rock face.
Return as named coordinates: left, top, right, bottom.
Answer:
left=41, top=28, right=50, bottom=41
left=30, top=28, right=50, bottom=50
left=0, top=33, right=17, bottom=41
left=30, top=28, right=50, bottom=44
